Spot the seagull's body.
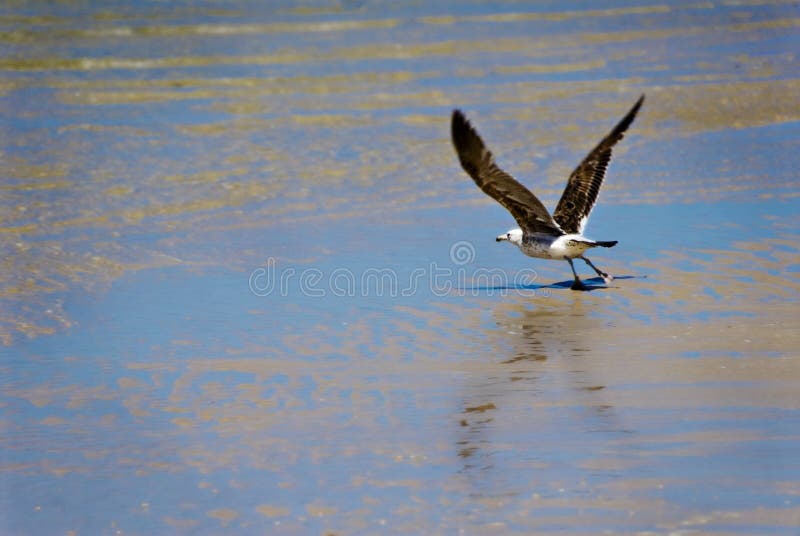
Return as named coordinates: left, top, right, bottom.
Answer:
left=516, top=232, right=613, bottom=260
left=451, top=96, right=644, bottom=290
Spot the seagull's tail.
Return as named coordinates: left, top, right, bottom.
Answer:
left=595, top=240, right=618, bottom=248
left=574, top=238, right=618, bottom=248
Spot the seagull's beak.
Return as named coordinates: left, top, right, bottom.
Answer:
left=496, top=235, right=506, bottom=242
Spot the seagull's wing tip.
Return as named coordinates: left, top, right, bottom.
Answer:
left=452, top=109, right=468, bottom=125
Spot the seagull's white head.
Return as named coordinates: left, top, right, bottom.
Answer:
left=496, top=228, right=523, bottom=246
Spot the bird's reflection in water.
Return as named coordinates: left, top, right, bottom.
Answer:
left=455, top=297, right=634, bottom=492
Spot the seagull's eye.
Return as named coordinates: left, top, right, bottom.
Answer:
left=507, top=233, right=511, bottom=239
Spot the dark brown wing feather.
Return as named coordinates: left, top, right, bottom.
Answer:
left=553, top=95, right=644, bottom=234
left=451, top=110, right=563, bottom=236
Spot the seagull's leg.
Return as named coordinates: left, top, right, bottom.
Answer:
left=580, top=255, right=613, bottom=284
left=567, top=258, right=586, bottom=290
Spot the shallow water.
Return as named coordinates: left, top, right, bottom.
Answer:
left=2, top=1, right=800, bottom=534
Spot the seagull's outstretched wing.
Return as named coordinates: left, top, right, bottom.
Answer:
left=553, top=95, right=644, bottom=235
left=451, top=110, right=563, bottom=236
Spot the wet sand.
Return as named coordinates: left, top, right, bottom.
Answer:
left=2, top=1, right=799, bottom=534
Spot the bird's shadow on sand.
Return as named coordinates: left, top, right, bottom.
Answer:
left=463, top=275, right=643, bottom=293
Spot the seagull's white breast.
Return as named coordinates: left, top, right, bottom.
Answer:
left=517, top=234, right=557, bottom=259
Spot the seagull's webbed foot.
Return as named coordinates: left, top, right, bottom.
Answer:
left=566, top=258, right=588, bottom=290
left=570, top=278, right=587, bottom=291
left=580, top=256, right=613, bottom=285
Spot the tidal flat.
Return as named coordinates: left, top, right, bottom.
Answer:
left=1, top=1, right=799, bottom=534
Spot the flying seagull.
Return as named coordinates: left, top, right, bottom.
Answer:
left=451, top=95, right=644, bottom=290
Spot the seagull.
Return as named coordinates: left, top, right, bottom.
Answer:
left=451, top=95, right=644, bottom=290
